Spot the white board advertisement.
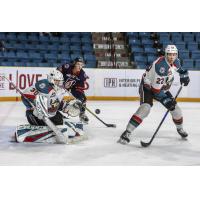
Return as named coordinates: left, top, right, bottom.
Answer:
left=0, top=67, right=200, bottom=99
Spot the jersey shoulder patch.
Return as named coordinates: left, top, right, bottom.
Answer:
left=35, top=79, right=53, bottom=94
left=155, top=57, right=168, bottom=76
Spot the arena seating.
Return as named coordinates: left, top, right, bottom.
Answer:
left=1, top=32, right=200, bottom=70
left=127, top=32, right=200, bottom=70
left=0, top=32, right=96, bottom=68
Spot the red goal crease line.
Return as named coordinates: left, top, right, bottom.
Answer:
left=0, top=96, right=200, bottom=102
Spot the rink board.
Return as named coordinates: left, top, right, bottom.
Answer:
left=0, top=67, right=200, bottom=102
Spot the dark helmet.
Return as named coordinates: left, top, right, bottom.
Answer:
left=73, top=57, right=84, bottom=64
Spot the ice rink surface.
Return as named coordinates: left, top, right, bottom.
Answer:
left=0, top=100, right=199, bottom=166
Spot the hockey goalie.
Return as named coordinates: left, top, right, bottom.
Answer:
left=14, top=69, right=87, bottom=144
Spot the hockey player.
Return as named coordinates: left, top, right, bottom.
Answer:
left=57, top=57, right=89, bottom=124
left=22, top=69, right=82, bottom=126
left=118, top=45, right=190, bottom=144
left=18, top=69, right=85, bottom=144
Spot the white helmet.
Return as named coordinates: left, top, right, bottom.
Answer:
left=47, top=69, right=64, bottom=91
left=165, top=45, right=178, bottom=56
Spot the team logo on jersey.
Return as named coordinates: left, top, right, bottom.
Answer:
left=39, top=83, right=46, bottom=89
left=159, top=67, right=166, bottom=74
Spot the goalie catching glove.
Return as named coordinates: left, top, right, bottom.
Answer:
left=62, top=99, right=82, bottom=117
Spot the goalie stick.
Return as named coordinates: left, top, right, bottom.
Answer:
left=140, top=84, right=183, bottom=147
left=4, top=76, right=68, bottom=144
left=65, top=89, right=116, bottom=128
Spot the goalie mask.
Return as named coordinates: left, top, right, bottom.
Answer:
left=63, top=100, right=82, bottom=117
left=47, top=69, right=64, bottom=91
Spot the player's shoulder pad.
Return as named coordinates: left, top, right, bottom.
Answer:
left=154, top=56, right=168, bottom=76
left=35, top=79, right=53, bottom=94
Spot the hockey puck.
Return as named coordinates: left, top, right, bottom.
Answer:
left=95, top=109, right=100, bottom=114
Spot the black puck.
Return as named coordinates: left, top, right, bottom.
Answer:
left=95, top=109, right=100, bottom=114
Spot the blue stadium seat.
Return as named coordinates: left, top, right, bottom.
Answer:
left=179, top=50, right=190, bottom=59
left=29, top=52, right=41, bottom=59
left=58, top=44, right=70, bottom=51
left=0, top=33, right=6, bottom=40
left=159, top=34, right=171, bottom=42
left=81, top=37, right=92, bottom=44
left=182, top=59, right=194, bottom=69
left=139, top=32, right=150, bottom=38
left=86, top=61, right=96, bottom=68
left=133, top=55, right=147, bottom=62
left=187, top=42, right=198, bottom=51
left=171, top=34, right=182, bottom=42
left=66, top=32, right=81, bottom=38
left=71, top=50, right=82, bottom=54
left=44, top=53, right=57, bottom=61
left=144, top=47, right=157, bottom=55
left=70, top=37, right=81, bottom=44
left=13, top=62, right=26, bottom=66
left=183, top=35, right=194, bottom=42
left=70, top=45, right=81, bottom=51
left=127, top=32, right=139, bottom=38
left=57, top=54, right=71, bottom=61
left=191, top=51, right=200, bottom=59
left=24, top=44, right=37, bottom=50
left=36, top=44, right=47, bottom=50
left=194, top=59, right=200, bottom=68
left=4, top=52, right=16, bottom=58
left=16, top=52, right=29, bottom=59
left=83, top=54, right=96, bottom=62
left=60, top=37, right=70, bottom=43
left=25, top=62, right=38, bottom=67
left=6, top=33, right=17, bottom=40
left=174, top=41, right=186, bottom=50
left=129, top=39, right=141, bottom=46
left=28, top=35, right=39, bottom=42
left=17, top=35, right=28, bottom=41
left=0, top=61, right=13, bottom=66
left=141, top=39, right=153, bottom=47
left=39, top=35, right=50, bottom=42
left=47, top=44, right=59, bottom=50
left=131, top=47, right=144, bottom=55
left=147, top=55, right=157, bottom=64
left=37, top=63, right=50, bottom=67
left=136, top=62, right=147, bottom=69
left=49, top=36, right=60, bottom=42
left=82, top=45, right=93, bottom=53
left=81, top=32, right=92, bottom=37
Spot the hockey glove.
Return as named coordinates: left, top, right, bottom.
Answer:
left=160, top=95, right=176, bottom=111
left=179, top=69, right=190, bottom=86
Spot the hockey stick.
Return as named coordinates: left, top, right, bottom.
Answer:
left=4, top=76, right=68, bottom=144
left=140, top=84, right=183, bottom=147
left=64, top=90, right=116, bottom=128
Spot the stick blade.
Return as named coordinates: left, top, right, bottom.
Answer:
left=107, top=124, right=116, bottom=128
left=140, top=140, right=151, bottom=147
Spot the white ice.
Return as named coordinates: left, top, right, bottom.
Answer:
left=0, top=100, right=200, bottom=165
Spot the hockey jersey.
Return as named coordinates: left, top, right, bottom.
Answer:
left=57, top=63, right=89, bottom=90
left=22, top=79, right=66, bottom=117
left=143, top=56, right=183, bottom=100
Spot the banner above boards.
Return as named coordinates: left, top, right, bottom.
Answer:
left=0, top=67, right=200, bottom=99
